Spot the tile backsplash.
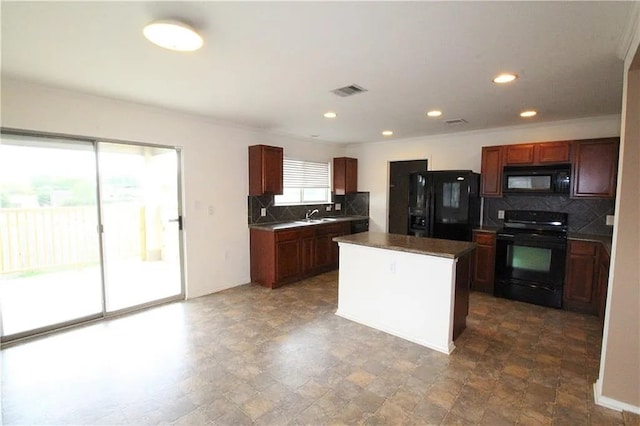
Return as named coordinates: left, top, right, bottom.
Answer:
left=483, top=195, right=614, bottom=235
left=248, top=192, right=370, bottom=225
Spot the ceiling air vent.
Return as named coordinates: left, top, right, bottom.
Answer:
left=331, top=84, right=367, bottom=97
left=444, top=118, right=468, bottom=125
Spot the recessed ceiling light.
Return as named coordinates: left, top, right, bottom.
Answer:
left=382, top=130, right=393, bottom=136
left=493, top=73, right=518, bottom=84
left=143, top=20, right=203, bottom=52
left=323, top=111, right=337, bottom=118
left=427, top=110, right=442, bottom=117
left=520, top=110, right=537, bottom=118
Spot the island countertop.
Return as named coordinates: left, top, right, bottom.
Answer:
left=333, top=232, right=476, bottom=259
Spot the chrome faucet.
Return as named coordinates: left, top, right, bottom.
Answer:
left=305, top=209, right=319, bottom=220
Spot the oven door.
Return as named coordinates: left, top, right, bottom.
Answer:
left=494, top=232, right=567, bottom=308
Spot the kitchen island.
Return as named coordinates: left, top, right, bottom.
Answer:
left=333, top=232, right=476, bottom=354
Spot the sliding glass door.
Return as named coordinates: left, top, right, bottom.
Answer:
left=0, top=133, right=184, bottom=341
left=0, top=135, right=103, bottom=338
left=98, top=143, right=183, bottom=312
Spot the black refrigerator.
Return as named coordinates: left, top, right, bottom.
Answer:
left=408, top=171, right=480, bottom=242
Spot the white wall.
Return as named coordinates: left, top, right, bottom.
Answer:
left=345, top=116, right=621, bottom=232
left=0, top=78, right=345, bottom=298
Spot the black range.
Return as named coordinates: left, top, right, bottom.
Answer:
left=494, top=210, right=568, bottom=309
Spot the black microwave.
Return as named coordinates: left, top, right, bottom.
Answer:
left=503, top=165, right=571, bottom=194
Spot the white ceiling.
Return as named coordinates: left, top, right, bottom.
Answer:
left=1, top=2, right=634, bottom=144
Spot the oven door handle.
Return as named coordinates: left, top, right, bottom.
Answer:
left=497, top=233, right=515, bottom=239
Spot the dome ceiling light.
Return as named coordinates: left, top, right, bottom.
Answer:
left=143, top=20, right=203, bottom=52
left=520, top=110, right=537, bottom=118
left=427, top=110, right=442, bottom=117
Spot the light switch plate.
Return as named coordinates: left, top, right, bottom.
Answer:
left=326, top=205, right=332, bottom=211
left=606, top=214, right=615, bottom=226
left=335, top=203, right=341, bottom=211
left=498, top=210, right=505, bottom=219
left=260, top=208, right=267, bottom=217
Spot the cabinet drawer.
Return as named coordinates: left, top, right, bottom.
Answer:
left=275, top=229, right=300, bottom=242
left=569, top=240, right=597, bottom=255
left=299, top=227, right=315, bottom=238
left=473, top=232, right=496, bottom=246
left=316, top=222, right=347, bottom=235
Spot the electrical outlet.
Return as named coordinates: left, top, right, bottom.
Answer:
left=260, top=208, right=267, bottom=217
left=606, top=214, right=615, bottom=226
left=498, top=210, right=505, bottom=219
left=326, top=205, right=332, bottom=212
left=335, top=203, right=341, bottom=211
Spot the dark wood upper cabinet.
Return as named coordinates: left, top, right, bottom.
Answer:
left=504, top=141, right=571, bottom=165
left=536, top=141, right=571, bottom=164
left=572, top=138, right=619, bottom=198
left=480, top=146, right=503, bottom=197
left=505, top=144, right=535, bottom=165
left=248, top=145, right=283, bottom=196
left=333, top=157, right=358, bottom=195
left=481, top=138, right=616, bottom=199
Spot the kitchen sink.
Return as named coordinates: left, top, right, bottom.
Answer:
left=293, top=217, right=339, bottom=225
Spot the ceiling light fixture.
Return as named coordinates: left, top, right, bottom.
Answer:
left=493, top=73, right=518, bottom=84
left=520, top=110, right=537, bottom=118
left=382, top=130, right=393, bottom=136
left=323, top=111, right=337, bottom=118
left=143, top=20, right=203, bottom=52
left=427, top=110, right=442, bottom=117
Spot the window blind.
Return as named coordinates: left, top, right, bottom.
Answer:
left=283, top=159, right=330, bottom=188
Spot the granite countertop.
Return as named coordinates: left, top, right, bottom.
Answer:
left=333, top=232, right=476, bottom=259
left=250, top=215, right=369, bottom=231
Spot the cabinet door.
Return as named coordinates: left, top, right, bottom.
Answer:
left=480, top=146, right=503, bottom=197
left=275, top=239, right=300, bottom=282
left=564, top=241, right=597, bottom=313
left=334, top=157, right=358, bottom=195
left=471, top=232, right=496, bottom=293
left=572, top=138, right=619, bottom=198
left=536, top=141, right=571, bottom=164
left=505, top=144, right=535, bottom=165
left=314, top=234, right=333, bottom=269
left=301, top=235, right=315, bottom=275
left=248, top=145, right=283, bottom=196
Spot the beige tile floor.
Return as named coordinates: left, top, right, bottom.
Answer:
left=1, top=271, right=637, bottom=425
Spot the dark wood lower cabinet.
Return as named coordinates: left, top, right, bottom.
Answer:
left=595, top=246, right=610, bottom=321
left=453, top=253, right=471, bottom=340
left=471, top=231, right=496, bottom=293
left=251, top=222, right=350, bottom=288
left=563, top=240, right=610, bottom=316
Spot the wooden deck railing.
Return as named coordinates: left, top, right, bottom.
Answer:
left=0, top=204, right=143, bottom=275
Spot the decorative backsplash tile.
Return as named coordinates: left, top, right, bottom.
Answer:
left=247, top=192, right=370, bottom=225
left=345, top=192, right=370, bottom=217
left=483, top=195, right=614, bottom=235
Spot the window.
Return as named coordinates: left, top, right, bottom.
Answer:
left=274, top=158, right=331, bottom=205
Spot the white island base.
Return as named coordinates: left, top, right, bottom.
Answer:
left=335, top=236, right=472, bottom=355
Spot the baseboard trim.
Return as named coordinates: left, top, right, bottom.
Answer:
left=593, top=380, right=640, bottom=414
